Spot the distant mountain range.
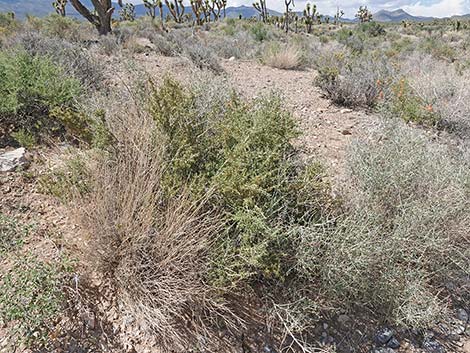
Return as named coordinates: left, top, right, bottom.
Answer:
left=0, top=1, right=468, bottom=23
left=373, top=9, right=433, bottom=22
left=0, top=1, right=278, bottom=20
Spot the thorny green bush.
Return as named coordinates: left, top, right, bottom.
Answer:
left=150, top=77, right=331, bottom=287
left=8, top=31, right=105, bottom=90
left=0, top=49, right=83, bottom=145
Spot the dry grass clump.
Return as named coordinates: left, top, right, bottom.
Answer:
left=78, top=93, right=238, bottom=350
left=263, top=44, right=304, bottom=70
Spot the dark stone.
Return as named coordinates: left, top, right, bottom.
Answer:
left=422, top=337, right=446, bottom=353
left=386, top=337, right=400, bottom=349
left=375, top=327, right=395, bottom=345
left=457, top=308, right=468, bottom=323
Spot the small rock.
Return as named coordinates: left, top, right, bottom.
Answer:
left=387, top=337, right=400, bottom=349
left=451, top=325, right=465, bottom=335
left=448, top=333, right=461, bottom=342
left=422, top=337, right=445, bottom=353
left=82, top=311, right=95, bottom=330
left=457, top=308, right=469, bottom=323
left=228, top=56, right=236, bottom=61
left=340, top=108, right=353, bottom=114
left=341, top=129, right=352, bottom=135
left=263, top=345, right=277, bottom=353
left=337, top=314, right=351, bottom=325
left=375, top=327, right=395, bottom=345
left=373, top=348, right=395, bottom=353
left=323, top=322, right=329, bottom=330
left=0, top=148, right=27, bottom=172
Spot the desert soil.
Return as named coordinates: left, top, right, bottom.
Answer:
left=0, top=54, right=468, bottom=353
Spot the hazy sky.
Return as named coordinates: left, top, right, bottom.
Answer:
left=128, top=0, right=470, bottom=17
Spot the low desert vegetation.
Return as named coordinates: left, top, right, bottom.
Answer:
left=0, top=3, right=469, bottom=353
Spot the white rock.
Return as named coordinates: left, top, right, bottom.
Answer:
left=340, top=108, right=353, bottom=114
left=228, top=56, right=236, bottom=61
left=0, top=148, right=27, bottom=172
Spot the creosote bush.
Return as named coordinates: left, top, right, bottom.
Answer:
left=150, top=77, right=330, bottom=287
left=0, top=49, right=86, bottom=146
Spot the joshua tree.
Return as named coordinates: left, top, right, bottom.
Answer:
left=253, top=0, right=268, bottom=23
left=356, top=5, right=372, bottom=23
left=284, top=0, right=294, bottom=33
left=210, top=0, right=226, bottom=21
left=70, top=0, right=123, bottom=35
left=334, top=7, right=344, bottom=25
left=303, top=2, right=316, bottom=33
left=165, top=0, right=185, bottom=23
left=143, top=0, right=160, bottom=19
left=52, top=0, right=67, bottom=17
left=119, top=3, right=136, bottom=21
left=190, top=0, right=205, bottom=25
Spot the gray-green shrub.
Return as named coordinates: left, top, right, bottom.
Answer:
left=297, top=120, right=470, bottom=328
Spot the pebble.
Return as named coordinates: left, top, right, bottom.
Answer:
left=422, top=337, right=445, bottom=353
left=457, top=308, right=469, bottom=323
left=387, top=337, right=400, bottom=349
left=452, top=325, right=465, bottom=335
left=337, top=314, right=351, bottom=325
left=375, top=327, right=395, bottom=345
left=373, top=348, right=395, bottom=353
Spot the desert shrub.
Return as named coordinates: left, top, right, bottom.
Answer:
left=0, top=49, right=87, bottom=145
left=0, top=254, right=69, bottom=347
left=183, top=42, right=223, bottom=72
left=8, top=31, right=104, bottom=90
left=396, top=54, right=470, bottom=132
left=79, top=97, right=235, bottom=349
left=419, top=36, right=457, bottom=61
left=150, top=78, right=330, bottom=287
left=97, top=34, right=120, bottom=56
left=11, top=129, right=37, bottom=148
left=358, top=21, right=386, bottom=37
left=148, top=32, right=179, bottom=56
left=263, top=43, right=304, bottom=70
left=76, top=77, right=331, bottom=349
left=0, top=12, right=17, bottom=38
left=251, top=22, right=269, bottom=42
left=208, top=30, right=259, bottom=59
left=41, top=14, right=82, bottom=40
left=384, top=79, right=439, bottom=126
left=297, top=120, right=470, bottom=328
left=315, top=51, right=394, bottom=108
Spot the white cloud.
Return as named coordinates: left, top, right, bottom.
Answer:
left=403, top=0, right=468, bottom=17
